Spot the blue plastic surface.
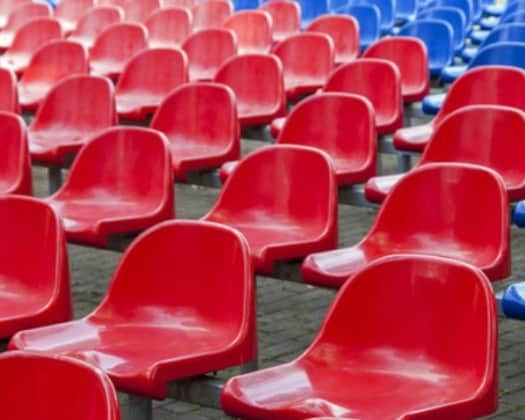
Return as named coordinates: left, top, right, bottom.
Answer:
left=421, top=0, right=474, bottom=28
left=502, top=282, right=525, bottom=319
left=298, top=0, right=329, bottom=26
left=234, top=0, right=261, bottom=10
left=461, top=23, right=525, bottom=61
left=418, top=6, right=467, bottom=51
left=395, top=0, right=417, bottom=23
left=354, top=0, right=396, bottom=33
left=421, top=93, right=445, bottom=114
left=347, top=4, right=381, bottom=50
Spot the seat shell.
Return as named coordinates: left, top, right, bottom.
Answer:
left=347, top=4, right=380, bottom=51
left=146, top=7, right=192, bottom=48
left=193, top=0, right=233, bottom=31
left=223, top=10, right=273, bottom=54
left=9, top=220, right=257, bottom=400
left=418, top=6, right=467, bottom=52
left=260, top=0, right=300, bottom=42
left=0, top=67, right=19, bottom=113
left=0, top=0, right=32, bottom=28
left=69, top=6, right=123, bottom=50
left=55, top=0, right=95, bottom=33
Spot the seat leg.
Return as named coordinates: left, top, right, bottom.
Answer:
left=48, top=167, right=63, bottom=194
left=122, top=394, right=152, bottom=420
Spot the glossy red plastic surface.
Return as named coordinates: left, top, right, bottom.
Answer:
left=203, top=145, right=338, bottom=274
left=193, top=0, right=233, bottom=31
left=306, top=15, right=360, bottom=65
left=164, top=0, right=195, bottom=8
left=0, top=0, right=31, bottom=28
left=324, top=59, right=403, bottom=135
left=115, top=48, right=188, bottom=121
left=222, top=255, right=498, bottom=420
left=223, top=10, right=272, bottom=54
left=260, top=0, right=300, bottom=42
left=0, top=2, right=51, bottom=51
left=89, top=22, right=148, bottom=80
left=146, top=7, right=192, bottom=48
left=182, top=28, right=237, bottom=81
left=55, top=0, right=95, bottom=34
left=28, top=75, right=115, bottom=166
left=274, top=33, right=334, bottom=101
left=0, top=351, right=120, bottom=420
left=44, top=127, right=173, bottom=247
left=0, top=67, right=19, bottom=113
left=394, top=66, right=525, bottom=152
left=151, top=82, right=240, bottom=181
left=302, top=163, right=510, bottom=288
left=366, top=105, right=525, bottom=203
left=119, top=0, right=161, bottom=23
left=0, top=196, right=71, bottom=339
left=214, top=53, right=286, bottom=127
left=0, top=18, right=62, bottom=76
left=69, top=6, right=123, bottom=50
left=9, top=220, right=257, bottom=400
left=363, top=37, right=430, bottom=103
left=18, top=40, right=88, bottom=112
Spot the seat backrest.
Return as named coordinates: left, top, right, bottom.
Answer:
left=395, top=0, right=417, bottom=18
left=116, top=48, right=188, bottom=97
left=0, top=0, right=31, bottom=19
left=205, top=144, right=337, bottom=229
left=122, top=0, right=161, bottom=22
left=469, top=41, right=525, bottom=70
left=146, top=7, right=192, bottom=47
left=501, top=10, right=525, bottom=23
left=90, top=22, right=148, bottom=63
left=297, top=0, right=328, bottom=22
left=6, top=17, right=62, bottom=57
left=305, top=15, right=360, bottom=63
left=163, top=0, right=195, bottom=8
left=423, top=0, right=473, bottom=27
left=31, top=75, right=115, bottom=135
left=437, top=66, right=525, bottom=124
left=479, top=23, right=525, bottom=49
left=418, top=6, right=466, bottom=49
left=356, top=0, right=394, bottom=31
left=306, top=254, right=497, bottom=418
left=0, top=351, right=120, bottom=420
left=259, top=0, right=301, bottom=38
left=223, top=10, right=272, bottom=53
left=278, top=93, right=377, bottom=169
left=55, top=0, right=95, bottom=23
left=347, top=4, right=380, bottom=43
left=69, top=6, right=124, bottom=45
left=0, top=68, right=19, bottom=113
left=151, top=82, right=239, bottom=152
left=3, top=2, right=52, bottom=32
left=193, top=0, right=234, bottom=30
left=235, top=0, right=261, bottom=9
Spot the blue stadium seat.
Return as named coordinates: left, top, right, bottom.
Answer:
left=472, top=9, right=525, bottom=43
left=421, top=0, right=474, bottom=29
left=354, top=0, right=396, bottom=33
left=346, top=4, right=381, bottom=50
left=330, top=0, right=350, bottom=12
left=298, top=0, right=329, bottom=26
left=395, top=0, right=417, bottom=23
left=234, top=0, right=260, bottom=10
left=398, top=19, right=454, bottom=76
left=418, top=6, right=467, bottom=51
left=502, top=282, right=525, bottom=319
left=479, top=0, right=525, bottom=29
left=462, top=23, right=525, bottom=61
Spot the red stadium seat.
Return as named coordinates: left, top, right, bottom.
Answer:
left=18, top=40, right=88, bottom=112
left=221, top=93, right=376, bottom=185
left=302, top=163, right=510, bottom=288
left=182, top=28, right=237, bottom=81
left=0, top=2, right=52, bottom=51
left=223, top=10, right=273, bottom=54
left=260, top=0, right=300, bottom=43
left=363, top=37, right=430, bottom=103
left=394, top=66, right=525, bottom=152
left=0, top=196, right=71, bottom=339
left=0, top=0, right=31, bottom=29
left=193, top=0, right=233, bottom=31
left=0, top=351, right=120, bottom=420
left=306, top=15, right=360, bottom=66
left=273, top=33, right=334, bottom=101
left=0, top=67, right=19, bottom=113
left=89, top=22, right=148, bottom=80
left=120, top=0, right=161, bottom=23
left=366, top=105, right=525, bottom=203
left=164, top=0, right=196, bottom=8
left=9, top=220, right=257, bottom=400
left=39, top=127, right=173, bottom=248
left=222, top=255, right=498, bottom=420
left=116, top=48, right=188, bottom=121
left=146, top=6, right=192, bottom=48
left=55, top=0, right=95, bottom=34
left=214, top=53, right=285, bottom=127
left=151, top=82, right=240, bottom=182
left=0, top=18, right=62, bottom=76
left=203, top=145, right=337, bottom=274
left=28, top=75, right=115, bottom=166
left=69, top=6, right=123, bottom=50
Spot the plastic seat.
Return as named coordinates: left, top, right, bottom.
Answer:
left=214, top=53, right=286, bottom=127
left=0, top=196, right=71, bottom=339
left=501, top=282, right=525, bottom=318
left=223, top=10, right=272, bottom=54
left=274, top=33, right=334, bottom=100
left=298, top=0, right=328, bottom=27
left=28, top=75, right=115, bottom=166
left=398, top=19, right=454, bottom=77
left=0, top=2, right=52, bottom=51
left=54, top=0, right=95, bottom=33
left=0, top=0, right=31, bottom=29
left=0, top=113, right=30, bottom=195
left=146, top=7, right=192, bottom=48
left=324, top=58, right=403, bottom=135
left=0, top=68, right=20, bottom=113
left=163, top=0, right=196, bottom=8
left=394, top=66, right=525, bottom=152
left=363, top=37, right=429, bottom=103
left=193, top=0, right=233, bottom=31
left=0, top=18, right=62, bottom=76
left=347, top=4, right=380, bottom=51
left=203, top=145, right=337, bottom=273
left=359, top=0, right=396, bottom=33
left=223, top=254, right=498, bottom=419
left=0, top=351, right=120, bottom=420
left=305, top=15, right=360, bottom=65
left=395, top=0, right=417, bottom=22
left=89, top=22, right=148, bottom=80
left=471, top=9, right=525, bottom=45
left=68, top=6, right=123, bottom=50
left=35, top=127, right=173, bottom=247
left=367, top=105, right=525, bottom=203
left=9, top=219, right=257, bottom=400
left=235, top=0, right=261, bottom=9
left=151, top=83, right=239, bottom=182
left=221, top=93, right=376, bottom=185
left=462, top=23, right=525, bottom=62
left=121, top=0, right=161, bottom=22
left=116, top=48, right=188, bottom=121
left=302, top=163, right=510, bottom=288
left=182, top=28, right=237, bottom=81
left=418, top=6, right=467, bottom=52
left=260, top=0, right=301, bottom=42
left=421, top=0, right=473, bottom=29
